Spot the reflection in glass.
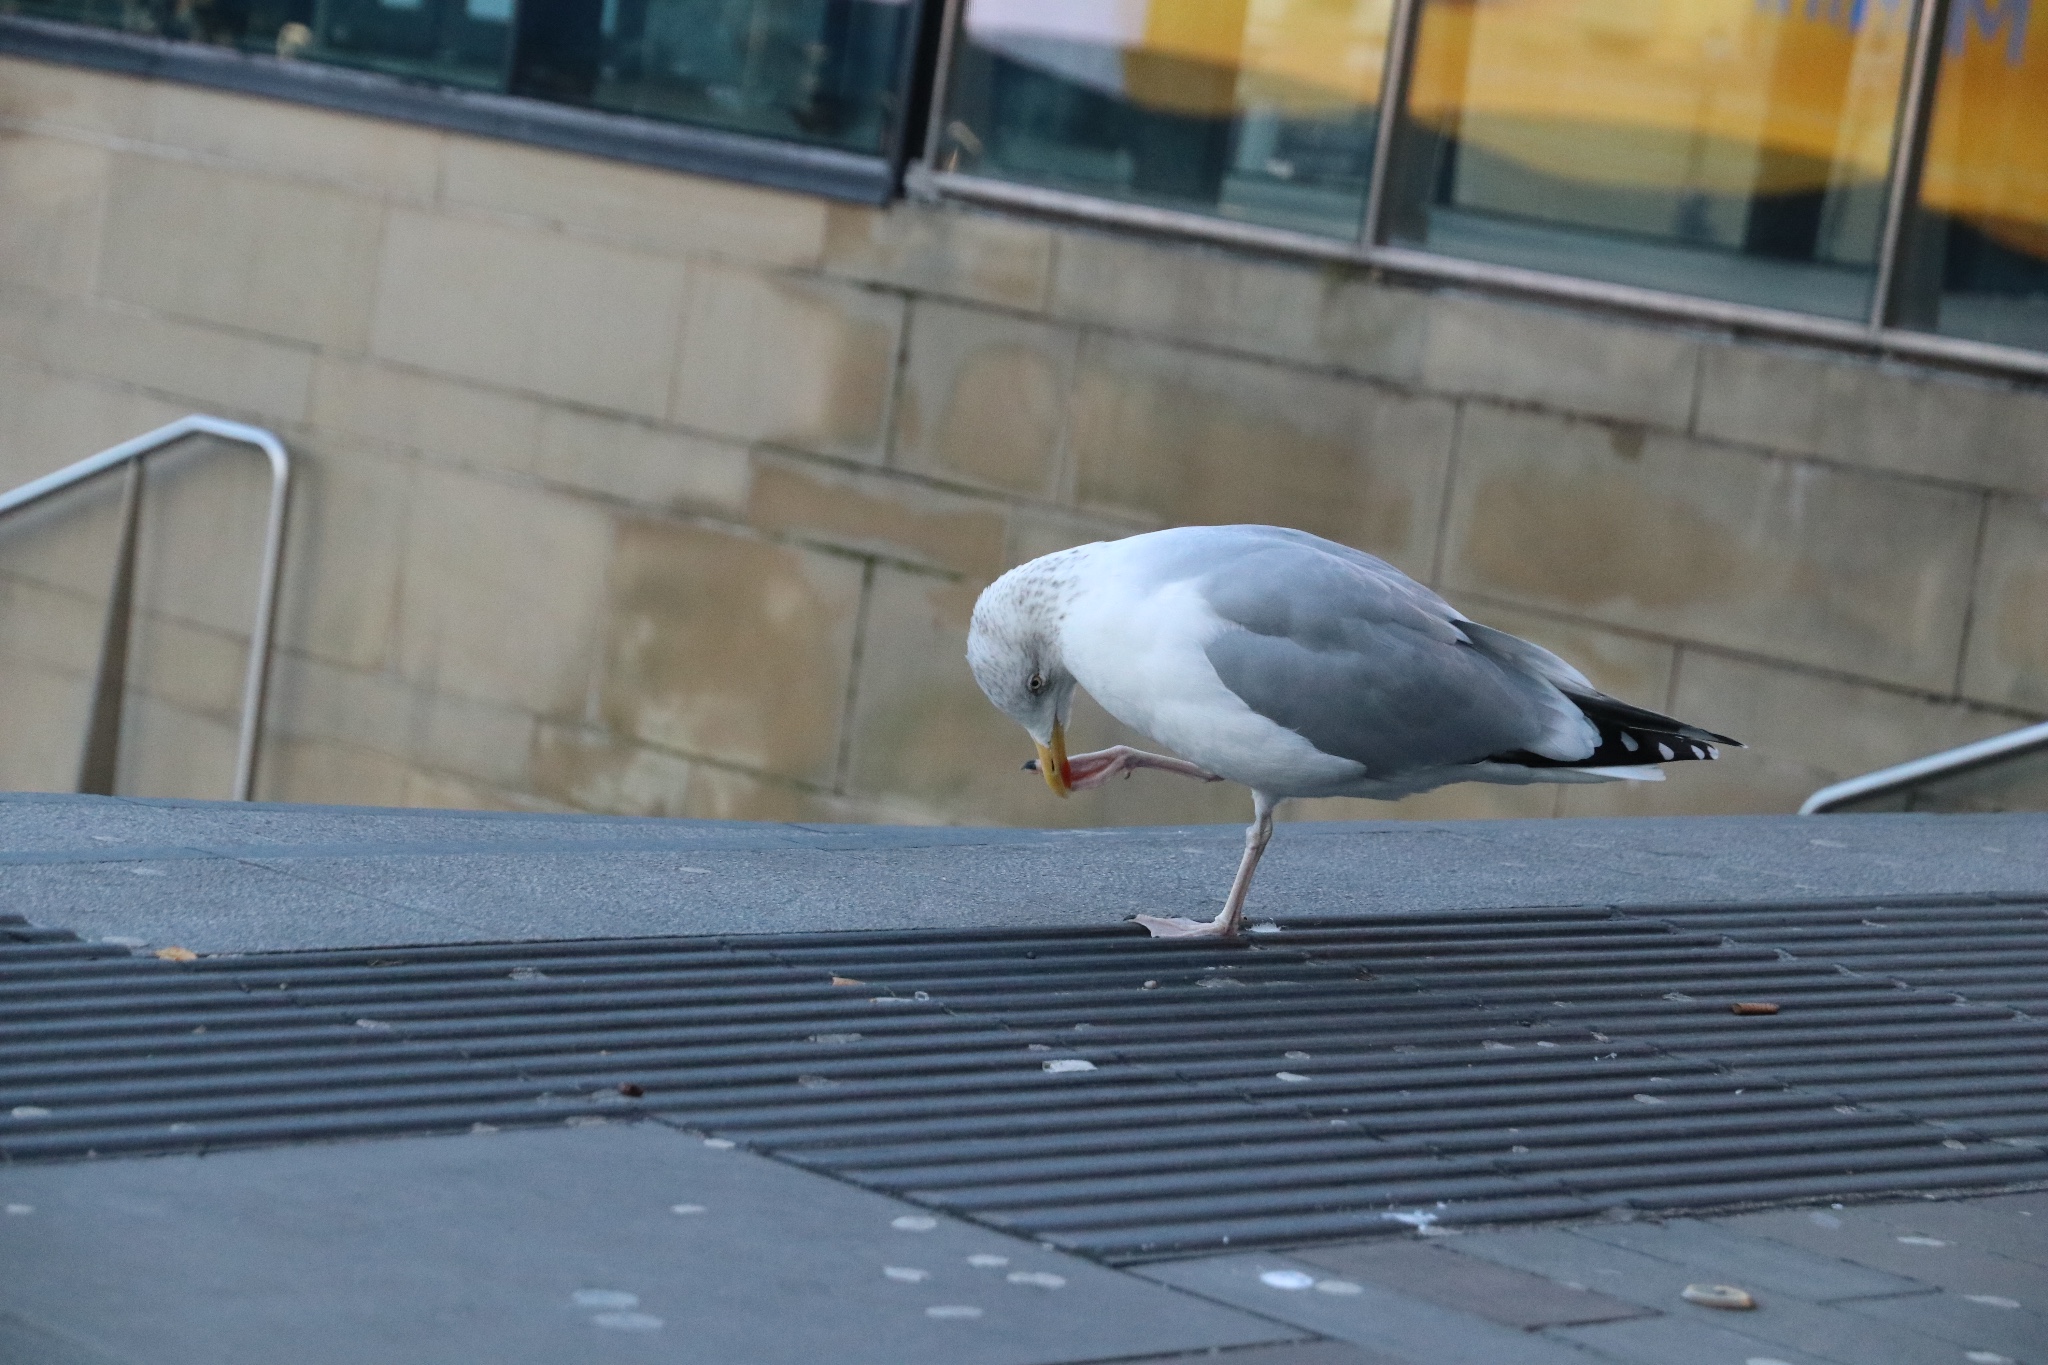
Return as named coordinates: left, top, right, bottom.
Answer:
left=937, top=0, right=1395, bottom=239
left=538, top=0, right=916, bottom=154
left=5, top=0, right=912, bottom=155
left=1893, top=2, right=2048, bottom=351
left=1387, top=0, right=1915, bottom=318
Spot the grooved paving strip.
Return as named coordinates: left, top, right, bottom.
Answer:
left=2, top=900, right=2045, bottom=1259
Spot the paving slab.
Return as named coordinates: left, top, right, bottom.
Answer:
left=1848, top=1196, right=2048, bottom=1270
left=1843, top=1290, right=2046, bottom=1364
left=1719, top=1206, right=2048, bottom=1302
left=1557, top=1309, right=1873, bottom=1365
left=1289, top=1240, right=1654, bottom=1329
left=1571, top=1216, right=1929, bottom=1301
left=1132, top=1252, right=1614, bottom=1365
left=0, top=1123, right=1291, bottom=1365
left=1126, top=1343, right=1410, bottom=1365
left=1445, top=1227, right=1993, bottom=1365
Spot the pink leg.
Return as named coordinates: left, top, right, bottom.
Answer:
left=1133, top=791, right=1278, bottom=940
left=1028, top=745, right=1224, bottom=790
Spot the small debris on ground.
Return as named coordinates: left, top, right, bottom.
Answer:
left=1732, top=1001, right=1780, bottom=1015
left=1681, top=1283, right=1756, bottom=1309
left=617, top=1083, right=644, bottom=1098
left=830, top=976, right=864, bottom=987
left=154, top=946, right=198, bottom=962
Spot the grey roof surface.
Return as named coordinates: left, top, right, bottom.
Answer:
left=2, top=795, right=2045, bottom=1365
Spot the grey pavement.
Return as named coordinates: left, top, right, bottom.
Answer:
left=3, top=793, right=2045, bottom=952
left=2, top=795, right=2045, bottom=1364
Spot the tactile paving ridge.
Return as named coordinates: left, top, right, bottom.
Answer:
left=3, top=896, right=2045, bottom=1258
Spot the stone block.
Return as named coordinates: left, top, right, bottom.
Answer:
left=99, top=153, right=385, bottom=351
left=256, top=735, right=416, bottom=807
left=0, top=284, right=315, bottom=424
left=0, top=461, right=132, bottom=607
left=824, top=201, right=1053, bottom=311
left=142, top=81, right=440, bottom=202
left=530, top=722, right=695, bottom=817
left=746, top=453, right=1008, bottom=580
left=0, top=56, right=149, bottom=142
left=1316, top=277, right=1433, bottom=385
left=670, top=262, right=903, bottom=461
left=266, top=446, right=409, bottom=679
left=0, top=134, right=105, bottom=298
left=1047, top=228, right=1330, bottom=366
left=1691, top=339, right=1839, bottom=456
left=534, top=408, right=750, bottom=516
left=840, top=566, right=1250, bottom=829
left=676, top=762, right=847, bottom=824
left=1631, top=649, right=2017, bottom=815
left=307, top=356, right=542, bottom=473
left=125, top=609, right=249, bottom=720
left=393, top=467, right=614, bottom=714
left=1069, top=336, right=1454, bottom=580
left=595, top=518, right=864, bottom=786
left=0, top=572, right=99, bottom=678
left=1961, top=495, right=2048, bottom=714
left=112, top=692, right=236, bottom=800
left=370, top=209, right=688, bottom=419
left=890, top=300, right=1077, bottom=497
left=0, top=658, right=88, bottom=793
left=439, top=135, right=827, bottom=268
left=1701, top=340, right=2048, bottom=499
left=1819, top=363, right=2048, bottom=500
left=268, top=651, right=536, bottom=790
left=1421, top=295, right=1701, bottom=429
left=402, top=768, right=566, bottom=813
left=1439, top=405, right=1983, bottom=692
left=0, top=354, right=187, bottom=495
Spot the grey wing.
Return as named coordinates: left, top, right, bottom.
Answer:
left=1198, top=541, right=1588, bottom=776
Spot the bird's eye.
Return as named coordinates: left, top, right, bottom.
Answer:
left=1027, top=672, right=1044, bottom=695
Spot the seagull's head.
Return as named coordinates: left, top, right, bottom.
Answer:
left=967, top=556, right=1082, bottom=797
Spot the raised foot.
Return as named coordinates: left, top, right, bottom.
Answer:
left=1132, top=914, right=1237, bottom=940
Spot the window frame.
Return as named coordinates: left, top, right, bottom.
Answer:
left=916, top=0, right=2048, bottom=383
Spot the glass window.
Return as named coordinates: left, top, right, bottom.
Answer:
left=5, top=0, right=914, bottom=157
left=1386, top=0, right=1917, bottom=320
left=936, top=0, right=1397, bottom=240
left=529, top=0, right=916, bottom=154
left=1891, top=1, right=2048, bottom=351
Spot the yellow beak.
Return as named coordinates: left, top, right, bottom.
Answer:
left=1035, top=720, right=1071, bottom=798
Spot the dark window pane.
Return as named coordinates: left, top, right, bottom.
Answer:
left=579, top=0, right=916, bottom=155
left=938, top=0, right=1395, bottom=240
left=1388, top=0, right=1914, bottom=320
left=8, top=0, right=910, bottom=156
left=1892, top=2, right=2048, bottom=351
left=314, top=0, right=514, bottom=90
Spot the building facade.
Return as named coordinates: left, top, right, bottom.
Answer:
left=0, top=0, right=2043, bottom=827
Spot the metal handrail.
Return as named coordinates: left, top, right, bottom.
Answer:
left=0, top=415, right=291, bottom=801
left=1800, top=719, right=2048, bottom=815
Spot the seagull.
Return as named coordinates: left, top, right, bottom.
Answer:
left=966, top=524, right=1739, bottom=938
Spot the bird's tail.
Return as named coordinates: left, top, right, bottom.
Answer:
left=1488, top=691, right=1741, bottom=772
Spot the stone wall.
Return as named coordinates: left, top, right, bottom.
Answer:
left=1, top=54, right=2042, bottom=828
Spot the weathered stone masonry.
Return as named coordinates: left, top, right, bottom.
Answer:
left=0, top=55, right=2042, bottom=826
